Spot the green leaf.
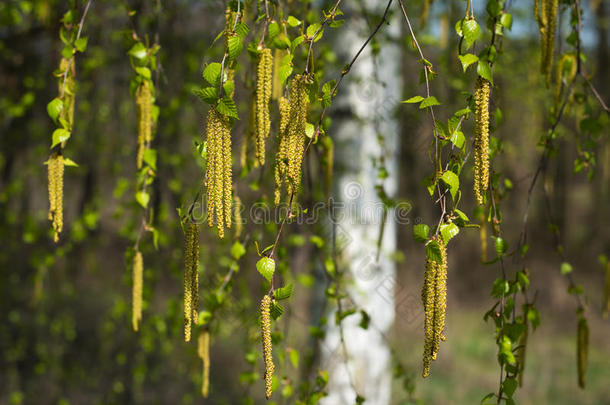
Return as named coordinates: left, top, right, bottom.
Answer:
left=458, top=53, right=479, bottom=72
left=440, top=170, right=459, bottom=200
left=47, top=98, right=63, bottom=123
left=135, top=67, right=151, bottom=79
left=270, top=301, right=283, bottom=320
left=306, top=23, right=321, bottom=38
left=413, top=224, right=430, bottom=243
left=235, top=22, right=249, bottom=38
left=449, top=130, right=465, bottom=149
left=502, top=378, right=518, bottom=398
left=477, top=61, right=493, bottom=83
left=287, top=16, right=301, bottom=27
left=288, top=348, right=299, bottom=368
left=61, top=44, right=74, bottom=59
left=419, top=96, right=441, bottom=109
left=440, top=223, right=459, bottom=244
left=63, top=157, right=79, bottom=167
left=143, top=149, right=157, bottom=170
left=426, top=240, right=443, bottom=264
left=227, top=35, right=243, bottom=62
left=462, top=18, right=482, bottom=50
left=193, top=86, right=218, bottom=104
left=135, top=191, right=150, bottom=208
left=74, top=37, right=88, bottom=52
left=500, top=13, right=513, bottom=30
left=560, top=262, right=573, bottom=275
left=402, top=95, right=424, bottom=103
left=51, top=128, right=71, bottom=147
left=305, top=123, right=314, bottom=138
left=128, top=42, right=147, bottom=60
left=217, top=98, right=238, bottom=119
left=231, top=241, right=246, bottom=260
left=274, top=283, right=293, bottom=300
left=454, top=208, right=470, bottom=222
left=494, top=237, right=508, bottom=256
left=256, top=257, right=275, bottom=283
left=202, top=63, right=222, bottom=85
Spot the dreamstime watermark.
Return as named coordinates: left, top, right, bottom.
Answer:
left=188, top=181, right=415, bottom=227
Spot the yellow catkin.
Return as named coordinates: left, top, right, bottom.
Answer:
left=198, top=331, right=210, bottom=398
left=261, top=295, right=274, bottom=399
left=554, top=54, right=577, bottom=107
left=421, top=235, right=448, bottom=378
left=234, top=195, right=243, bottom=238
left=517, top=322, right=528, bottom=387
left=271, top=49, right=285, bottom=100
left=577, top=317, right=588, bottom=389
left=132, top=250, right=143, bottom=332
left=47, top=154, right=64, bottom=243
left=136, top=79, right=152, bottom=169
left=205, top=107, right=232, bottom=238
left=183, top=222, right=199, bottom=342
left=602, top=260, right=610, bottom=319
left=255, top=48, right=273, bottom=165
left=474, top=77, right=490, bottom=205
left=275, top=96, right=291, bottom=205
left=543, top=0, right=558, bottom=87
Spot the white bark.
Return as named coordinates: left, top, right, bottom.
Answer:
left=320, top=5, right=401, bottom=404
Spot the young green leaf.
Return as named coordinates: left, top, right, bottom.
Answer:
left=413, top=224, right=430, bottom=243
left=274, top=283, right=294, bottom=300
left=51, top=128, right=71, bottom=148
left=257, top=257, right=276, bottom=283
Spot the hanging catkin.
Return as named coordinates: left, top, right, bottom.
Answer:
left=517, top=322, right=528, bottom=387
left=136, top=79, right=153, bottom=169
left=198, top=331, right=210, bottom=398
left=47, top=153, right=64, bottom=243
left=205, top=107, right=233, bottom=238
left=261, top=294, right=274, bottom=399
left=274, top=75, right=310, bottom=204
left=421, top=235, right=448, bottom=378
left=271, top=49, right=285, bottom=100
left=183, top=222, right=199, bottom=342
left=577, top=317, right=588, bottom=389
left=255, top=48, right=272, bottom=165
left=474, top=76, right=490, bottom=205
left=535, top=0, right=558, bottom=86
left=132, top=250, right=143, bottom=331
left=234, top=194, right=243, bottom=238
left=274, top=96, right=291, bottom=205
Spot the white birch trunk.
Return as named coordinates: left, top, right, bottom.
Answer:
left=320, top=4, right=401, bottom=404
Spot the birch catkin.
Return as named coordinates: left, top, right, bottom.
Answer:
left=255, top=48, right=272, bottom=165
left=183, top=222, right=199, bottom=342
left=47, top=154, right=64, bottom=243
left=205, top=107, right=233, bottom=238
left=422, top=235, right=448, bottom=378
left=474, top=77, right=490, bottom=205
left=577, top=317, right=588, bottom=389
left=132, top=250, right=143, bottom=332
left=275, top=75, right=310, bottom=204
left=198, top=331, right=210, bottom=398
left=136, top=79, right=153, bottom=169
left=261, top=295, right=274, bottom=399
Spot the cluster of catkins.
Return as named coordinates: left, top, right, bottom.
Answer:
left=205, top=108, right=233, bottom=239
left=183, top=222, right=200, bottom=342
left=274, top=74, right=311, bottom=205
left=535, top=0, right=558, bottom=86
left=421, top=235, right=448, bottom=378
left=473, top=76, right=490, bottom=205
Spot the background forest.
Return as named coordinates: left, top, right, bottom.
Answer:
left=0, top=0, right=609, bottom=404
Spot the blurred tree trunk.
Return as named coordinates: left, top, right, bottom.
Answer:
left=320, top=3, right=400, bottom=404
